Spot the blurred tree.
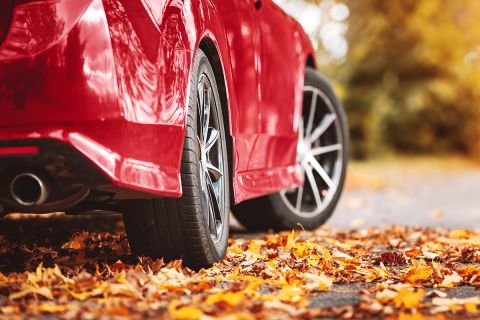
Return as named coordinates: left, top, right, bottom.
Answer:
left=311, top=0, right=480, bottom=158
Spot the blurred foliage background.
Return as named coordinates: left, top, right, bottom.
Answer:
left=276, top=0, right=480, bottom=159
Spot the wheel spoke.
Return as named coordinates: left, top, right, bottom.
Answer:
left=205, top=127, right=219, bottom=152
left=206, top=173, right=222, bottom=236
left=295, top=185, right=304, bottom=210
left=204, top=173, right=217, bottom=235
left=309, top=113, right=336, bottom=143
left=307, top=155, right=335, bottom=189
left=298, top=117, right=304, bottom=140
left=310, top=144, right=342, bottom=156
left=303, top=162, right=322, bottom=207
left=207, top=162, right=223, bottom=182
left=305, top=93, right=317, bottom=138
left=202, top=89, right=212, bottom=143
left=197, top=82, right=206, bottom=141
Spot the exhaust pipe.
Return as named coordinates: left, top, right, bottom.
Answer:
left=10, top=173, right=49, bottom=206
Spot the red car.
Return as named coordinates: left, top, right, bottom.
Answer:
left=0, top=0, right=348, bottom=267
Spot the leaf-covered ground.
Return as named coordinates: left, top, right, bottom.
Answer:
left=0, top=214, right=479, bottom=319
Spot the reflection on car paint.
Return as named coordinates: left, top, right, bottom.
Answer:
left=0, top=0, right=315, bottom=203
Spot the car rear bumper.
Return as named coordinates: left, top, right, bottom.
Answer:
left=0, top=121, right=184, bottom=199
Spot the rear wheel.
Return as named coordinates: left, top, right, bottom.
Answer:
left=232, top=68, right=348, bottom=231
left=122, top=49, right=229, bottom=269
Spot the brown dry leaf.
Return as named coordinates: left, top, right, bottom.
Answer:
left=61, top=232, right=89, bottom=250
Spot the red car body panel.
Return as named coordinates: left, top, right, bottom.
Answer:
left=0, top=0, right=315, bottom=203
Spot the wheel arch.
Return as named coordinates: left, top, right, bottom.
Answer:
left=306, top=54, right=317, bottom=70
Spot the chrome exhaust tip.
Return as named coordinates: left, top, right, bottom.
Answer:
left=10, top=173, right=49, bottom=206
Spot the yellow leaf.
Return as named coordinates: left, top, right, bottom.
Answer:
left=285, top=230, right=296, bottom=252
left=206, top=291, right=245, bottom=306
left=293, top=241, right=310, bottom=258
left=230, top=245, right=244, bottom=255
left=168, top=300, right=202, bottom=320
left=317, top=274, right=334, bottom=291
left=451, top=229, right=469, bottom=238
left=235, top=312, right=256, bottom=320
left=366, top=265, right=389, bottom=283
left=276, top=285, right=304, bottom=303
left=465, top=302, right=477, bottom=313
left=68, top=288, right=102, bottom=301
left=225, top=267, right=240, bottom=280
left=394, top=288, right=425, bottom=308
left=9, top=284, right=53, bottom=300
left=397, top=313, right=427, bottom=320
left=35, top=262, right=44, bottom=281
left=306, top=254, right=320, bottom=266
left=247, top=240, right=262, bottom=255
left=38, top=304, right=71, bottom=313
left=405, top=264, right=433, bottom=283
left=317, top=246, right=333, bottom=269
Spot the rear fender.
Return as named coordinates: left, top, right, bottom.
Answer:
left=0, top=0, right=94, bottom=60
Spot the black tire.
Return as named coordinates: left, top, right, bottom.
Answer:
left=122, top=49, right=230, bottom=269
left=232, top=68, right=348, bottom=231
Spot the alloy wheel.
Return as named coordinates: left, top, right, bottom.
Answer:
left=196, top=74, right=226, bottom=241
left=280, top=86, right=344, bottom=218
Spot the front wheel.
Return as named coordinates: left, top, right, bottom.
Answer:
left=122, top=49, right=230, bottom=269
left=232, top=68, right=348, bottom=231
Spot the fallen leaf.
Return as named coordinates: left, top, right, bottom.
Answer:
left=9, top=284, right=54, bottom=300
left=394, top=288, right=425, bottom=308
left=168, top=300, right=203, bottom=320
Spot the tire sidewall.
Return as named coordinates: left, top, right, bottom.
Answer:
left=189, top=50, right=230, bottom=258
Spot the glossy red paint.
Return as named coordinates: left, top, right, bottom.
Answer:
left=0, top=146, right=39, bottom=156
left=0, top=0, right=315, bottom=203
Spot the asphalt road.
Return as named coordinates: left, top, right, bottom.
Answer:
left=329, top=159, right=480, bottom=230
